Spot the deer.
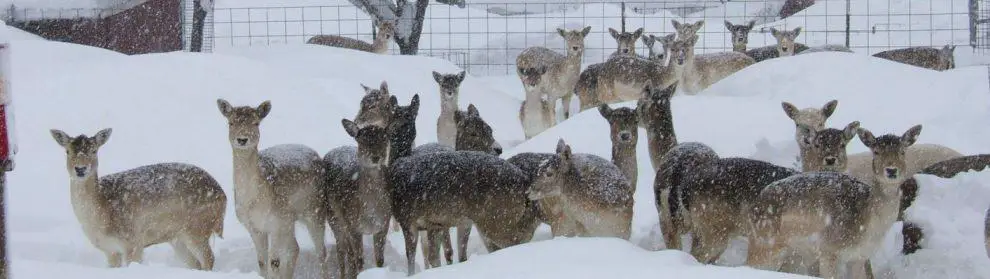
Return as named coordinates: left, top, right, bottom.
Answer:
left=307, top=20, right=395, bottom=54
left=518, top=65, right=554, bottom=140
left=608, top=27, right=645, bottom=58
left=528, top=139, right=634, bottom=239
left=782, top=100, right=839, bottom=150
left=599, top=104, right=639, bottom=188
left=654, top=142, right=719, bottom=251
left=636, top=83, right=678, bottom=174
left=216, top=99, right=328, bottom=279
left=724, top=20, right=756, bottom=53
left=748, top=125, right=927, bottom=279
left=669, top=22, right=756, bottom=95
left=872, top=45, right=956, bottom=71
left=433, top=71, right=466, bottom=147
left=744, top=27, right=810, bottom=62
left=355, top=81, right=395, bottom=129
left=389, top=151, right=539, bottom=275
left=50, top=128, right=226, bottom=270
left=575, top=48, right=679, bottom=112
left=642, top=35, right=658, bottom=60
left=653, top=33, right=677, bottom=65
left=507, top=152, right=579, bottom=238
left=516, top=26, right=591, bottom=120
left=671, top=20, right=704, bottom=39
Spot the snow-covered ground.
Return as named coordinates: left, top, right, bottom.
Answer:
left=4, top=19, right=990, bottom=278
left=210, top=0, right=976, bottom=75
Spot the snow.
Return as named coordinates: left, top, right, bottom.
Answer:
left=3, top=0, right=990, bottom=278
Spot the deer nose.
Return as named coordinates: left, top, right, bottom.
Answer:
left=824, top=157, right=837, bottom=166
left=622, top=49, right=629, bottom=54
left=74, top=166, right=87, bottom=177
left=493, top=146, right=503, bottom=156
left=619, top=132, right=632, bottom=142
left=884, top=167, right=899, bottom=179
left=782, top=47, right=790, bottom=52
left=571, top=46, right=579, bottom=51
left=236, top=138, right=248, bottom=146
left=371, top=156, right=382, bottom=164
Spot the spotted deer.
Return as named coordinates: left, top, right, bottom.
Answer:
left=324, top=116, right=394, bottom=279
left=433, top=71, right=466, bottom=147
left=307, top=20, right=395, bottom=54
left=744, top=27, right=809, bottom=62
left=516, top=26, right=591, bottom=120
left=217, top=99, right=328, bottom=279
left=575, top=49, right=679, bottom=111
left=390, top=151, right=539, bottom=275
left=518, top=65, right=555, bottom=140
left=355, top=81, right=395, bottom=129
left=747, top=125, right=923, bottom=279
left=872, top=45, right=956, bottom=71
left=599, top=104, right=639, bottom=188
left=724, top=20, right=755, bottom=53
left=528, top=139, right=634, bottom=239
left=636, top=82, right=678, bottom=173
left=669, top=32, right=756, bottom=95
left=608, top=27, right=645, bottom=58
left=654, top=142, right=719, bottom=251
left=50, top=129, right=226, bottom=270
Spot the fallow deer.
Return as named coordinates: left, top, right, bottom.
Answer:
left=872, top=45, right=956, bottom=71
left=433, top=71, right=466, bottom=147
left=50, top=129, right=227, bottom=270
left=599, top=104, right=639, bottom=188
left=516, top=26, right=591, bottom=120
left=654, top=142, right=719, bottom=251
left=355, top=81, right=395, bottom=129
left=671, top=20, right=705, bottom=39
left=636, top=83, right=678, bottom=174
left=307, top=20, right=395, bottom=54
left=518, top=66, right=555, bottom=140
left=217, top=99, right=328, bottom=279
left=608, top=27, right=645, bottom=58
left=724, top=20, right=755, bottom=53
left=575, top=49, right=679, bottom=111
left=667, top=29, right=756, bottom=95
left=744, top=27, right=809, bottom=62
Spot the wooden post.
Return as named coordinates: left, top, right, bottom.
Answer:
left=0, top=43, right=15, bottom=279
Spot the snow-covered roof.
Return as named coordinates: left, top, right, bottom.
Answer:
left=1, top=0, right=153, bottom=20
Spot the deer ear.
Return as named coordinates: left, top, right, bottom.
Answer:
left=256, top=101, right=272, bottom=119
left=555, top=138, right=567, bottom=154
left=902, top=125, right=922, bottom=146
left=467, top=104, right=480, bottom=117
left=388, top=95, right=398, bottom=108
left=857, top=127, right=876, bottom=148
left=93, top=128, right=112, bottom=147
left=379, top=81, right=389, bottom=95
left=781, top=101, right=799, bottom=120
left=217, top=98, right=233, bottom=117
left=456, top=71, right=466, bottom=83
left=342, top=119, right=359, bottom=138
left=659, top=83, right=677, bottom=99
left=598, top=104, right=612, bottom=119
left=608, top=28, right=619, bottom=39
left=361, top=84, right=372, bottom=94
left=770, top=27, right=780, bottom=38
left=747, top=20, right=755, bottom=29
left=671, top=20, right=682, bottom=30
left=821, top=100, right=838, bottom=118
left=633, top=27, right=644, bottom=38
left=724, top=20, right=733, bottom=30
left=581, top=26, right=591, bottom=37
left=793, top=27, right=802, bottom=37
left=694, top=20, right=705, bottom=29
left=557, top=28, right=567, bottom=38
left=432, top=71, right=443, bottom=84
left=50, top=129, right=72, bottom=147
left=843, top=121, right=861, bottom=141
left=555, top=139, right=571, bottom=160
left=409, top=94, right=420, bottom=116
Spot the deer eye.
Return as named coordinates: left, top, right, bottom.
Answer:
left=545, top=171, right=554, bottom=178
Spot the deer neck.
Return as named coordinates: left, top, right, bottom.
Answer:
left=562, top=50, right=584, bottom=75
left=798, top=145, right=818, bottom=172
left=372, top=35, right=390, bottom=54
left=231, top=147, right=273, bottom=206
left=356, top=163, right=391, bottom=233
left=70, top=174, right=111, bottom=232
left=644, top=103, right=677, bottom=158
left=733, top=43, right=747, bottom=53
left=612, top=140, right=638, bottom=187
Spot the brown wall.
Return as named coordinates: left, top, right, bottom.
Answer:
left=10, top=0, right=182, bottom=55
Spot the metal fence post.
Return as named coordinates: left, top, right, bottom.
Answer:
left=845, top=0, right=851, bottom=48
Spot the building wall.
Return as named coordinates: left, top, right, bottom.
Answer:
left=9, top=0, right=182, bottom=55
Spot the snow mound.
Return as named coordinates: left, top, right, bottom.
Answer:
left=361, top=238, right=812, bottom=279
left=13, top=259, right=258, bottom=279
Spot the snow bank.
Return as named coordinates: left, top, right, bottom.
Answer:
left=13, top=259, right=258, bottom=279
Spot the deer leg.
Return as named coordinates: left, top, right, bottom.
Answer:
left=745, top=234, right=783, bottom=272
left=247, top=228, right=269, bottom=277
left=268, top=225, right=300, bottom=279
left=402, top=226, right=419, bottom=276
left=902, top=222, right=923, bottom=255
left=302, top=216, right=329, bottom=277
left=419, top=231, right=436, bottom=269
left=425, top=229, right=444, bottom=269
left=441, top=229, right=454, bottom=265
left=562, top=93, right=573, bottom=119
left=125, top=247, right=143, bottom=265
left=817, top=254, right=839, bottom=279
left=347, top=232, right=364, bottom=278
left=105, top=251, right=123, bottom=268
left=689, top=228, right=729, bottom=264
left=373, top=226, right=388, bottom=268
left=456, top=222, right=471, bottom=263
left=182, top=233, right=216, bottom=271
left=171, top=239, right=201, bottom=270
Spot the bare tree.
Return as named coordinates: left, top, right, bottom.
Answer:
left=347, top=0, right=465, bottom=55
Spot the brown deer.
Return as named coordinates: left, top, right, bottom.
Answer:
left=747, top=125, right=923, bottom=279
left=575, top=50, right=679, bottom=111
left=599, top=104, right=639, bottom=189
left=519, top=65, right=554, bottom=140
left=608, top=27, right=645, bottom=58
left=636, top=82, right=678, bottom=174
left=217, top=99, right=328, bottom=279
left=744, top=27, right=809, bottom=62
left=724, top=20, right=755, bottom=53
left=671, top=20, right=704, bottom=39
left=781, top=100, right=839, bottom=150
left=516, top=26, right=591, bottom=120
left=355, top=81, right=395, bottom=129
left=667, top=27, right=756, bottom=95
left=433, top=71, right=466, bottom=147
left=307, top=20, right=395, bottom=54
left=390, top=151, right=539, bottom=275
left=654, top=142, right=719, bottom=251
left=872, top=45, right=956, bottom=71
left=50, top=129, right=226, bottom=270
left=507, top=152, right=579, bottom=238
left=528, top=139, right=634, bottom=239
left=795, top=121, right=860, bottom=173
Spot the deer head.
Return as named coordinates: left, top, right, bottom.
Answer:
left=433, top=71, right=466, bottom=104
left=454, top=104, right=502, bottom=155
left=356, top=81, right=395, bottom=128
left=796, top=121, right=860, bottom=172
left=609, top=27, right=644, bottom=56
left=771, top=27, right=802, bottom=57
left=528, top=139, right=573, bottom=200
left=557, top=26, right=592, bottom=57
left=599, top=104, right=639, bottom=145
left=51, top=128, right=112, bottom=180
left=672, top=19, right=704, bottom=39
left=858, top=125, right=922, bottom=184
left=782, top=100, right=839, bottom=147
left=724, top=20, right=755, bottom=51
left=217, top=99, right=271, bottom=150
